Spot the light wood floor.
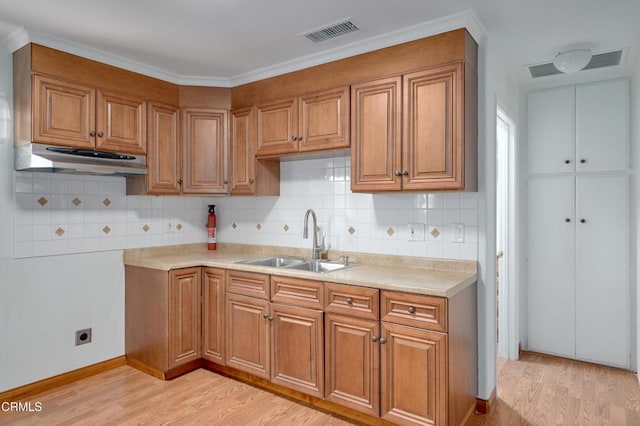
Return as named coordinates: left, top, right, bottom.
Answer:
left=1, top=352, right=639, bottom=425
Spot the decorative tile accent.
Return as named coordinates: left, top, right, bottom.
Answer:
left=55, top=227, right=65, bottom=237
left=232, top=223, right=237, bottom=230
left=72, top=197, right=82, bottom=207
left=386, top=227, right=395, bottom=237
left=142, top=224, right=150, bottom=232
left=176, top=224, right=183, bottom=231
left=256, top=224, right=262, bottom=231
left=102, top=226, right=111, bottom=235
left=102, top=198, right=111, bottom=207
left=37, top=196, right=48, bottom=206
left=283, top=224, right=289, bottom=232
left=430, top=228, right=441, bottom=238
left=348, top=226, right=356, bottom=235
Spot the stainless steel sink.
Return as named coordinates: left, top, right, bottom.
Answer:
left=236, top=256, right=305, bottom=268
left=284, top=260, right=357, bottom=274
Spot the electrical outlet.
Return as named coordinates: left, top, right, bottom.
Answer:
left=75, top=328, right=92, bottom=346
left=407, top=223, right=425, bottom=241
left=453, top=223, right=465, bottom=243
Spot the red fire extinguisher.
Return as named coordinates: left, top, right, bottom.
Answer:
left=207, top=204, right=217, bottom=251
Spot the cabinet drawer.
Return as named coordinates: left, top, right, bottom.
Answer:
left=324, top=283, right=379, bottom=320
left=271, top=276, right=324, bottom=310
left=381, top=291, right=447, bottom=332
left=226, top=270, right=270, bottom=300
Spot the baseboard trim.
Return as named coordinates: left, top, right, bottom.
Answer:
left=0, top=355, right=126, bottom=402
left=520, top=349, right=632, bottom=373
left=475, top=387, right=496, bottom=415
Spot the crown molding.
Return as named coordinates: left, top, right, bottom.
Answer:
left=2, top=10, right=486, bottom=88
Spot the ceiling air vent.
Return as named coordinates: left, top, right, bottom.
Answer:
left=528, top=49, right=624, bottom=78
left=304, top=20, right=359, bottom=43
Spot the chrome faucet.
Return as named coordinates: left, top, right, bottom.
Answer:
left=303, top=209, right=325, bottom=259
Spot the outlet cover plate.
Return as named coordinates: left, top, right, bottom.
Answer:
left=75, top=328, right=92, bottom=346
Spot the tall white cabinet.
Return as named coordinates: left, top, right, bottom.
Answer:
left=527, top=79, right=630, bottom=369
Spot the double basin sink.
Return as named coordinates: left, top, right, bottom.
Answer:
left=236, top=256, right=357, bottom=274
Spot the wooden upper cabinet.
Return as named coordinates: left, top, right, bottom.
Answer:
left=352, top=62, right=476, bottom=192
left=257, top=97, right=298, bottom=156
left=299, top=86, right=349, bottom=152
left=32, top=75, right=95, bottom=149
left=96, top=89, right=146, bottom=154
left=403, top=63, right=463, bottom=191
left=169, top=268, right=202, bottom=369
left=31, top=74, right=146, bottom=154
left=144, top=101, right=181, bottom=195
left=256, top=86, right=350, bottom=158
left=182, top=108, right=229, bottom=194
left=230, top=106, right=257, bottom=194
left=350, top=76, right=402, bottom=192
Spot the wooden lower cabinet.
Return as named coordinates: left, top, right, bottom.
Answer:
left=381, top=322, right=447, bottom=426
left=225, top=293, right=271, bottom=379
left=169, top=268, right=202, bottom=367
left=202, top=267, right=225, bottom=365
left=324, top=313, right=379, bottom=416
left=271, top=303, right=324, bottom=398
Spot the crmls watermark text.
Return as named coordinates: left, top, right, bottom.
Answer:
left=1, top=401, right=43, bottom=412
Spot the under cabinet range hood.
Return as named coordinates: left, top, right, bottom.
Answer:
left=15, top=143, right=147, bottom=176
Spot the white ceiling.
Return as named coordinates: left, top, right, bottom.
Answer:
left=0, top=0, right=638, bottom=86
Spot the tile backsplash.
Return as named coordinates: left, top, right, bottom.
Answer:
left=13, top=155, right=478, bottom=261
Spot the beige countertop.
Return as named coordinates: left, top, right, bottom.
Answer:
left=123, top=243, right=477, bottom=298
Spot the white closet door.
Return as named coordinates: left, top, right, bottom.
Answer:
left=527, top=176, right=575, bottom=358
left=575, top=175, right=629, bottom=368
left=576, top=80, right=628, bottom=172
left=528, top=88, right=574, bottom=174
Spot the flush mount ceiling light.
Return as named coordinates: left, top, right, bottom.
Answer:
left=553, top=49, right=592, bottom=73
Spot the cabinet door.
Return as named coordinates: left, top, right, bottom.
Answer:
left=527, top=176, right=575, bottom=358
left=230, top=106, right=257, bottom=194
left=169, top=268, right=201, bottom=368
left=146, top=101, right=181, bottom=195
left=257, top=98, right=298, bottom=156
left=575, top=175, right=629, bottom=368
left=182, top=108, right=229, bottom=194
left=96, top=89, right=146, bottom=154
left=350, top=76, right=402, bottom=191
left=271, top=303, right=324, bottom=397
left=402, top=63, right=464, bottom=190
left=324, top=313, right=379, bottom=416
left=527, top=87, right=575, bottom=174
left=381, top=322, right=447, bottom=426
left=576, top=80, right=628, bottom=172
left=202, top=268, right=225, bottom=365
left=32, top=74, right=95, bottom=149
left=299, top=86, right=349, bottom=152
left=225, top=293, right=270, bottom=379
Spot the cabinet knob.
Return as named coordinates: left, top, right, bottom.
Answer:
left=249, top=178, right=255, bottom=184
left=407, top=306, right=416, bottom=314
left=298, top=136, right=303, bottom=141
left=402, top=170, right=409, bottom=176
left=565, top=160, right=570, bottom=164
left=97, top=131, right=104, bottom=138
left=263, top=313, right=269, bottom=319
left=565, top=218, right=571, bottom=223
left=372, top=335, right=378, bottom=343
left=223, top=179, right=229, bottom=184
left=89, top=130, right=96, bottom=137
left=268, top=316, right=274, bottom=321
left=379, top=337, right=387, bottom=345
left=291, top=136, right=297, bottom=141
left=394, top=171, right=401, bottom=176
left=580, top=218, right=586, bottom=224
left=580, top=159, right=586, bottom=164
left=345, top=297, right=353, bottom=305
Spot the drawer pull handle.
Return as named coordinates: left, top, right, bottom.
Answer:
left=379, top=337, right=387, bottom=344
left=346, top=297, right=353, bottom=305
left=408, top=306, right=416, bottom=314
left=372, top=335, right=378, bottom=342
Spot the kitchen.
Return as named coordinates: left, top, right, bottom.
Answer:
left=0, top=1, right=639, bottom=425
